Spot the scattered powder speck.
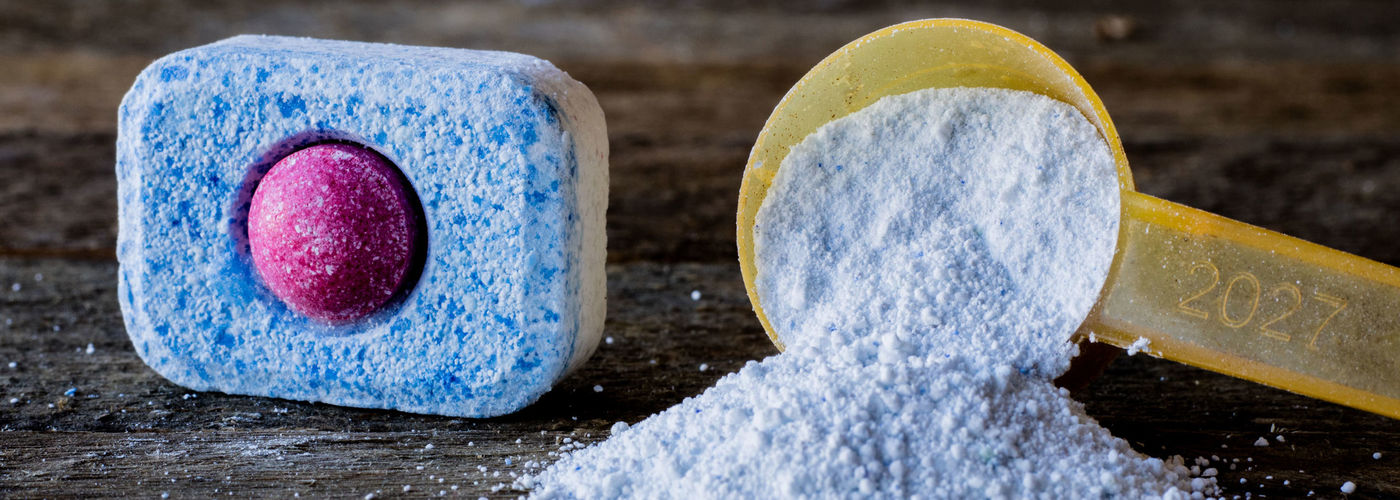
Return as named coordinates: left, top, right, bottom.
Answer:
left=1341, top=481, right=1356, bottom=494
left=85, top=343, right=96, bottom=355
left=1374, top=452, right=1383, bottom=460
left=605, top=336, right=615, bottom=345
left=1127, top=337, right=1152, bottom=356
left=698, top=363, right=709, bottom=372
left=7, top=362, right=16, bottom=369
left=690, top=290, right=702, bottom=301
left=10, top=283, right=20, bottom=292
left=610, top=421, right=630, bottom=435
left=1253, top=437, right=1270, bottom=447
left=526, top=88, right=1211, bottom=498
left=8, top=398, right=18, bottom=404
left=592, top=385, right=603, bottom=393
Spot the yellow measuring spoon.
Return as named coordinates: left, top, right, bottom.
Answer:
left=737, top=18, right=1400, bottom=420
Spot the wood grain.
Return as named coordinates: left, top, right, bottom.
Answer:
left=2, top=1, right=1399, bottom=498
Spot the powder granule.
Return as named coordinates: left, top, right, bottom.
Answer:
left=527, top=88, right=1212, bottom=498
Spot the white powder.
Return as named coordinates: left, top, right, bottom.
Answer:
left=755, top=87, right=1119, bottom=378
left=1127, top=337, right=1152, bottom=356
left=527, top=88, right=1211, bottom=498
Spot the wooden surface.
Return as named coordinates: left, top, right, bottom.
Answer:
left=2, top=1, right=1399, bottom=498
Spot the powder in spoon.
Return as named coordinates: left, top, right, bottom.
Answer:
left=755, top=86, right=1117, bottom=378
left=525, top=87, right=1215, bottom=498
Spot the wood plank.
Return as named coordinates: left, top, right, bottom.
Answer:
left=4, top=59, right=1400, bottom=260
left=1, top=0, right=1396, bottom=64
left=1, top=258, right=1397, bottom=497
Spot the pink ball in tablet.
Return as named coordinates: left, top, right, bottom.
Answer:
left=248, top=143, right=418, bottom=323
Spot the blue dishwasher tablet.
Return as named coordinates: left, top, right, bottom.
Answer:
left=116, top=35, right=608, bottom=417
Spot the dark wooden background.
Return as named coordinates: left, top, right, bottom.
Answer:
left=2, top=1, right=1399, bottom=498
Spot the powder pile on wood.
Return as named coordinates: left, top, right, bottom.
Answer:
left=525, top=87, right=1217, bottom=498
